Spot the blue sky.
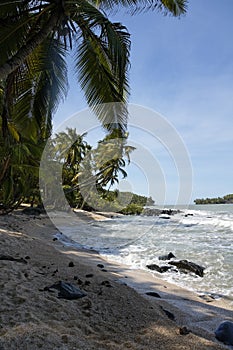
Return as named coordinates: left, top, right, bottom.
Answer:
left=54, top=0, right=233, bottom=204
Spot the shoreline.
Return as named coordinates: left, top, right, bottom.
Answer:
left=0, top=210, right=232, bottom=349
left=55, top=211, right=233, bottom=308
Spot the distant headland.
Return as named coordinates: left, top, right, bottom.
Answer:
left=194, top=194, right=233, bottom=205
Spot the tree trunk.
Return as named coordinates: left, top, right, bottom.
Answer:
left=0, top=13, right=61, bottom=81
left=1, top=72, right=15, bottom=138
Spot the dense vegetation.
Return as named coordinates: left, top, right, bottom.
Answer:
left=194, top=194, right=233, bottom=205
left=0, top=0, right=187, bottom=214
left=40, top=128, right=154, bottom=214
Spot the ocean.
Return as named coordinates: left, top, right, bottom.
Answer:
left=56, top=204, right=233, bottom=304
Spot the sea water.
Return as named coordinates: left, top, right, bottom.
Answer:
left=57, top=204, right=233, bottom=304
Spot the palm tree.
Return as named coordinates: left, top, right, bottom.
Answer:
left=0, top=35, right=68, bottom=213
left=93, top=129, right=135, bottom=189
left=0, top=0, right=188, bottom=212
left=0, top=0, right=188, bottom=131
left=0, top=133, right=44, bottom=213
left=40, top=128, right=92, bottom=208
left=0, top=36, right=67, bottom=139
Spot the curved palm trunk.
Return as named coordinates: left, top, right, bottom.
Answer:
left=1, top=72, right=15, bottom=138
left=1, top=104, right=8, bottom=139
left=0, top=13, right=60, bottom=81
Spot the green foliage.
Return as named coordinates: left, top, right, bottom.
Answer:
left=194, top=194, right=233, bottom=205
left=93, top=130, right=135, bottom=189
left=119, top=203, right=144, bottom=215
left=0, top=0, right=188, bottom=131
left=41, top=127, right=155, bottom=213
left=0, top=135, right=45, bottom=213
left=0, top=0, right=187, bottom=213
left=81, top=190, right=154, bottom=214
left=41, top=128, right=135, bottom=210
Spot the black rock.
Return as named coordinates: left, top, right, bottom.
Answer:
left=146, top=264, right=161, bottom=272
left=22, top=207, right=42, bottom=215
left=161, top=307, right=175, bottom=320
left=146, top=264, right=172, bottom=273
left=159, top=252, right=176, bottom=261
left=146, top=292, right=161, bottom=298
left=198, top=294, right=215, bottom=302
left=161, top=209, right=180, bottom=216
left=179, top=326, right=191, bottom=335
left=168, top=260, right=205, bottom=277
left=101, top=280, right=112, bottom=287
left=45, top=281, right=87, bottom=300
left=85, top=274, right=94, bottom=278
left=160, top=266, right=173, bottom=273
left=215, top=321, right=233, bottom=345
left=97, top=264, right=105, bottom=269
left=68, top=261, right=74, bottom=267
left=142, top=208, right=161, bottom=216
left=74, top=277, right=83, bottom=285
left=0, top=255, right=27, bottom=264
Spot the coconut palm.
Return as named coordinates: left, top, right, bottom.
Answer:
left=0, top=36, right=68, bottom=140
left=0, top=0, right=188, bottom=131
left=0, top=35, right=68, bottom=213
left=93, top=129, right=135, bottom=188
left=0, top=0, right=188, bottom=212
left=0, top=133, right=45, bottom=213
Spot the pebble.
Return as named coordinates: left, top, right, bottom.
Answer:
left=97, top=264, right=104, bottom=269
left=179, top=326, right=190, bottom=335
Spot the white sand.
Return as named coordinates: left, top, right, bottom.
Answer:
left=0, top=209, right=232, bottom=350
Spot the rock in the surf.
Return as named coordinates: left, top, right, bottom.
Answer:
left=146, top=264, right=172, bottom=273
left=215, top=321, right=233, bottom=345
left=158, top=252, right=176, bottom=261
left=168, top=260, right=205, bottom=277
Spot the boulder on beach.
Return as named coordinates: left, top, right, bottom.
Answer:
left=22, top=207, right=44, bottom=215
left=44, top=281, right=87, bottom=300
left=168, top=260, right=205, bottom=277
left=215, top=321, right=233, bottom=345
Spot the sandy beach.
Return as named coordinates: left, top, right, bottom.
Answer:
left=0, top=210, right=232, bottom=350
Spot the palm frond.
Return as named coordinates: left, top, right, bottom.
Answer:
left=7, top=36, right=68, bottom=141
left=159, top=0, right=188, bottom=16
left=29, top=37, right=68, bottom=136
left=73, top=2, right=130, bottom=131
left=0, top=1, right=40, bottom=67
left=91, top=0, right=188, bottom=15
